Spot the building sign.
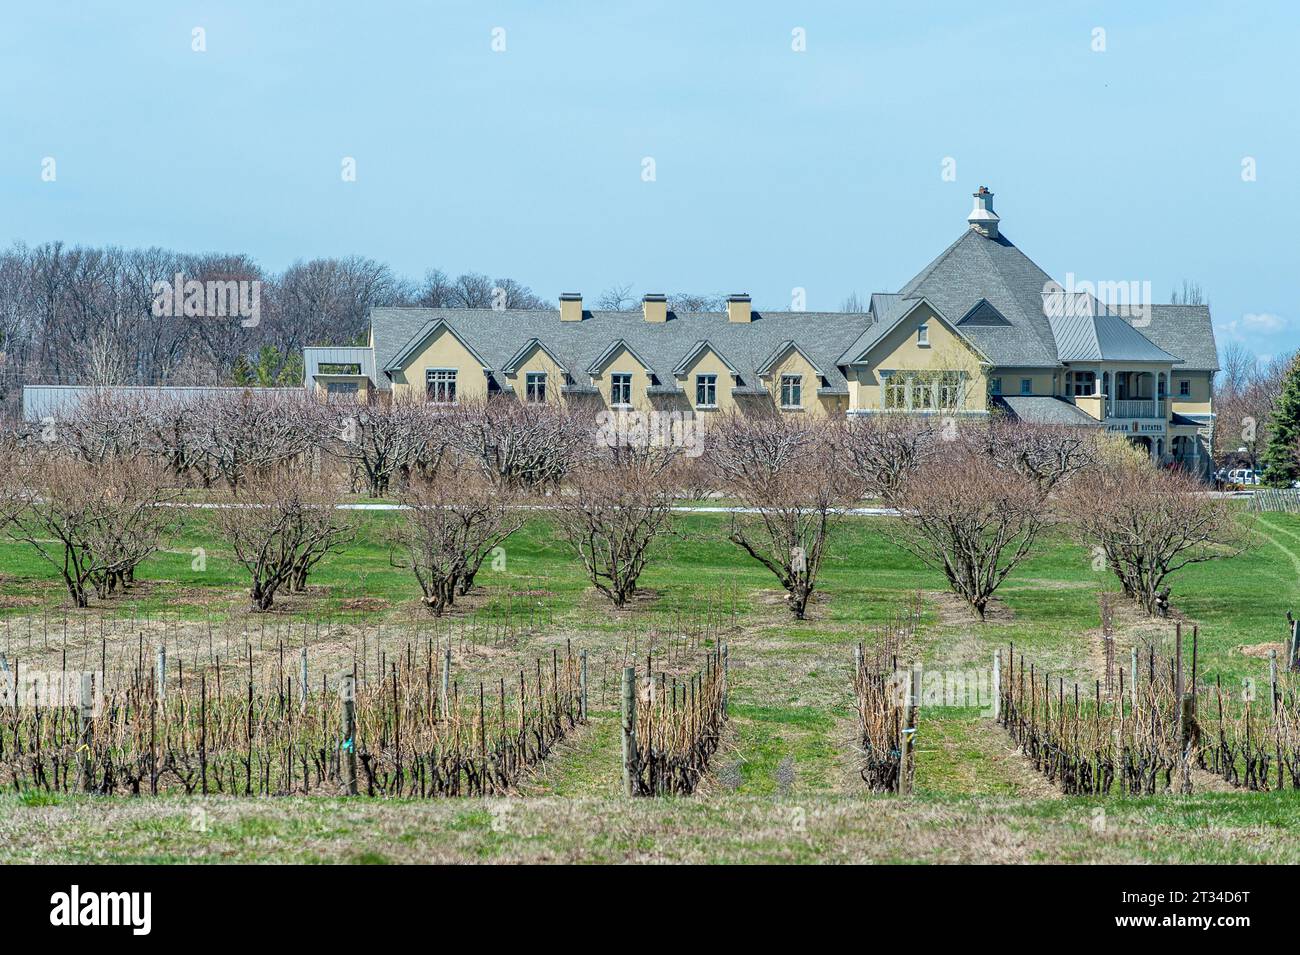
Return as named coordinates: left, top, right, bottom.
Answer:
left=1104, top=420, right=1165, bottom=436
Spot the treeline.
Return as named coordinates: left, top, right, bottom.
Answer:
left=0, top=241, right=555, bottom=415
left=0, top=240, right=744, bottom=420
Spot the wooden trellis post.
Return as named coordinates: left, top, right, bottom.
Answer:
left=899, top=666, right=919, bottom=796
left=77, top=671, right=95, bottom=793
left=441, top=645, right=452, bottom=719
left=156, top=645, right=166, bottom=703
left=721, top=642, right=729, bottom=714
left=620, top=665, right=637, bottom=797
left=299, top=647, right=309, bottom=713
left=992, top=650, right=1001, bottom=722
left=579, top=650, right=588, bottom=721
left=341, top=674, right=358, bottom=796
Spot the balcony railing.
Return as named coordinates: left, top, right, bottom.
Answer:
left=1105, top=398, right=1164, bottom=419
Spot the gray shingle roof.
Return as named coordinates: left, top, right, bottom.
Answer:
left=368, top=307, right=872, bottom=392
left=1137, top=305, right=1219, bottom=371
left=365, top=228, right=1218, bottom=391
left=898, top=229, right=1063, bottom=368
left=837, top=294, right=907, bottom=364
left=992, top=395, right=1099, bottom=426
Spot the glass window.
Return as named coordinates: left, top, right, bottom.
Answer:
left=1020, top=378, right=1032, bottom=396
left=525, top=371, right=547, bottom=403
left=326, top=381, right=358, bottom=396
left=1072, top=371, right=1096, bottom=397
left=884, top=375, right=907, bottom=409
left=938, top=373, right=962, bottom=409
left=780, top=374, right=802, bottom=408
left=695, top=374, right=717, bottom=408
left=425, top=369, right=457, bottom=404
left=989, top=377, right=1002, bottom=396
left=917, top=323, right=929, bottom=346
left=1179, top=380, right=1190, bottom=396
left=610, top=372, right=632, bottom=406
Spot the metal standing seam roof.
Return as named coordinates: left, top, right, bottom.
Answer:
left=21, top=385, right=300, bottom=422
left=1047, top=310, right=1181, bottom=363
left=302, top=346, right=376, bottom=386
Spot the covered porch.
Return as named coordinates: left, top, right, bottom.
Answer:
left=1064, top=364, right=1172, bottom=420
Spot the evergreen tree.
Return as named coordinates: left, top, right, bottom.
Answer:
left=1260, top=355, right=1300, bottom=486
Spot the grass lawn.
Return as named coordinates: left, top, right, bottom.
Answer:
left=1, top=507, right=1297, bottom=863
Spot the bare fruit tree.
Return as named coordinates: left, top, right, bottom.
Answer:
left=836, top=413, right=935, bottom=500
left=887, top=424, right=1090, bottom=621
left=318, top=394, right=443, bottom=498
left=0, top=455, right=179, bottom=607
left=215, top=470, right=355, bottom=611
left=394, top=470, right=524, bottom=615
left=1072, top=450, right=1248, bottom=615
left=444, top=397, right=591, bottom=490
left=554, top=445, right=678, bottom=608
left=42, top=389, right=154, bottom=464
left=711, top=413, right=856, bottom=619
left=189, top=390, right=317, bottom=491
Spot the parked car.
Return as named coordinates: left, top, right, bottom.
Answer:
left=1228, top=468, right=1260, bottom=486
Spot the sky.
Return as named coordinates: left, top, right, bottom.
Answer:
left=2, top=1, right=1297, bottom=361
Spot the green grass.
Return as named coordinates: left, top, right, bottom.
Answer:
left=2, top=506, right=1299, bottom=863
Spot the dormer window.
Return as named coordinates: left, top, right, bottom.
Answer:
left=917, top=323, right=930, bottom=347
left=610, top=372, right=632, bottom=407
left=695, top=374, right=717, bottom=408
left=426, top=369, right=457, bottom=404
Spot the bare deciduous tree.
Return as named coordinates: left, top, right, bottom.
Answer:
left=317, top=394, right=444, bottom=498
left=189, top=390, right=316, bottom=491
left=1073, top=449, right=1248, bottom=615
left=215, top=470, right=355, bottom=611
left=394, top=471, right=524, bottom=614
left=712, top=414, right=856, bottom=619
left=887, top=425, right=1087, bottom=621
left=596, top=284, right=636, bottom=310
left=837, top=413, right=935, bottom=500
left=444, top=397, right=591, bottom=490
left=554, top=446, right=677, bottom=608
left=0, top=455, right=178, bottom=607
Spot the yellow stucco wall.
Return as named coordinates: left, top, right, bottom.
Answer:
left=850, top=303, right=987, bottom=412
left=389, top=327, right=488, bottom=402
left=764, top=346, right=839, bottom=415
left=590, top=344, right=655, bottom=412
left=1170, top=370, right=1213, bottom=416
left=504, top=343, right=566, bottom=403
left=989, top=367, right=1055, bottom=399
left=312, top=375, right=370, bottom=402
left=676, top=346, right=737, bottom=415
